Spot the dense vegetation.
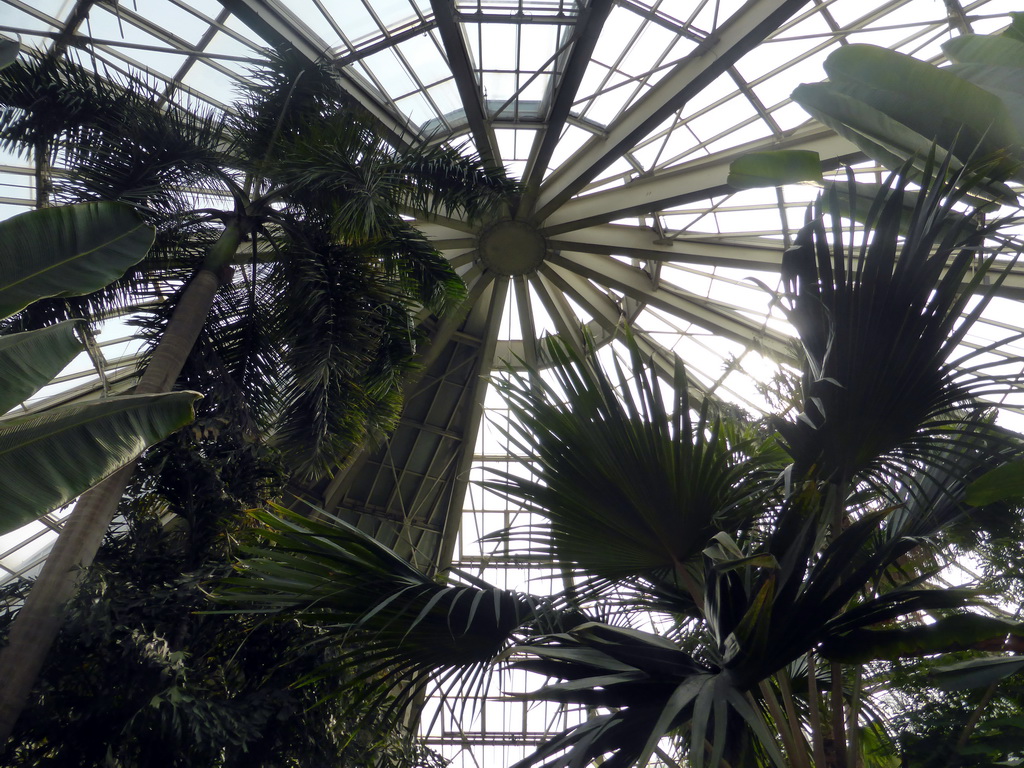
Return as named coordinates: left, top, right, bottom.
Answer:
left=222, top=161, right=1024, bottom=768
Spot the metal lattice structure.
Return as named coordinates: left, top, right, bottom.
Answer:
left=3, top=0, right=1024, bottom=762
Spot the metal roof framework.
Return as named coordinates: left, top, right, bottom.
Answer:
left=3, top=0, right=1024, bottom=763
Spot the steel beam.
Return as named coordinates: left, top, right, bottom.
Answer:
left=429, top=0, right=500, bottom=167
left=542, top=126, right=858, bottom=232
left=547, top=249, right=793, bottom=357
left=521, top=0, right=615, bottom=194
left=537, top=262, right=720, bottom=397
left=435, top=277, right=509, bottom=572
left=534, top=0, right=812, bottom=220
left=218, top=0, right=416, bottom=144
left=548, top=224, right=785, bottom=271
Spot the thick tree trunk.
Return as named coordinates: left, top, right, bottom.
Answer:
left=0, top=268, right=224, bottom=744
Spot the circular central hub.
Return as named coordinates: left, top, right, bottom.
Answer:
left=477, top=220, right=547, bottom=276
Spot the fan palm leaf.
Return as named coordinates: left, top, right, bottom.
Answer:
left=774, top=157, right=1021, bottom=489
left=483, top=333, right=786, bottom=605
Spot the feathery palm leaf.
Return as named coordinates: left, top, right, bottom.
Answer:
left=270, top=238, right=422, bottom=479
left=0, top=54, right=229, bottom=327
left=1, top=47, right=517, bottom=481
left=220, top=504, right=545, bottom=721
left=0, top=53, right=231, bottom=216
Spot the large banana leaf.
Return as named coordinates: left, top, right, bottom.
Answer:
left=944, top=27, right=1024, bottom=68
left=964, top=458, right=1024, bottom=505
left=0, top=391, right=199, bottom=534
left=933, top=655, right=1024, bottom=691
left=0, top=320, right=82, bottom=414
left=821, top=45, right=1017, bottom=163
left=941, top=31, right=1024, bottom=166
left=727, top=149, right=823, bottom=189
left=0, top=201, right=154, bottom=319
left=792, top=28, right=1024, bottom=189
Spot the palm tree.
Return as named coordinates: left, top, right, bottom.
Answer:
left=0, top=49, right=516, bottom=740
left=222, top=159, right=1024, bottom=767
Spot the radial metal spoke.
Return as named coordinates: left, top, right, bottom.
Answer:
left=538, top=260, right=713, bottom=397
left=543, top=125, right=859, bottom=232
left=521, top=0, right=615, bottom=194
left=430, top=0, right=500, bottom=167
left=435, top=275, right=508, bottom=569
left=547, top=223, right=786, bottom=271
left=528, top=269, right=590, bottom=356
left=547, top=249, right=794, bottom=358
left=513, top=276, right=540, bottom=369
left=534, top=0, right=813, bottom=220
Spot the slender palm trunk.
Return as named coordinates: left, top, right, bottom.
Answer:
left=0, top=224, right=242, bottom=743
left=806, top=651, right=829, bottom=767
left=34, top=139, right=50, bottom=209
left=826, top=481, right=850, bottom=768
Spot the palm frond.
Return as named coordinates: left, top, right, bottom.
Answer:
left=230, top=49, right=360, bottom=171
left=511, top=622, right=785, bottom=768
left=483, top=333, right=785, bottom=604
left=269, top=110, right=516, bottom=230
left=220, top=505, right=548, bottom=722
left=0, top=52, right=230, bottom=218
left=774, top=158, right=1021, bottom=487
left=267, top=238, right=422, bottom=480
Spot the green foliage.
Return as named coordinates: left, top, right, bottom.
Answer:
left=0, top=201, right=198, bottom=535
left=1, top=544, right=445, bottom=768
left=0, top=321, right=81, bottom=414
left=220, top=504, right=541, bottom=726
left=0, top=202, right=154, bottom=319
left=821, top=614, right=1024, bottom=665
left=223, top=163, right=1024, bottom=767
left=771, top=156, right=1017, bottom=487
left=0, top=49, right=518, bottom=483
left=887, top=656, right=1024, bottom=767
left=965, top=458, right=1024, bottom=506
left=482, top=333, right=787, bottom=607
left=727, top=150, right=824, bottom=189
left=1, top=413, right=444, bottom=768
left=792, top=17, right=1024, bottom=190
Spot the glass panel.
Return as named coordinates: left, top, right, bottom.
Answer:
left=427, top=78, right=462, bottom=116
left=395, top=90, right=440, bottom=126
left=516, top=22, right=556, bottom=71
left=363, top=0, right=420, bottom=30
left=138, top=0, right=211, bottom=45
left=396, top=32, right=450, bottom=85
left=361, top=47, right=418, bottom=97
left=180, top=60, right=242, bottom=105
left=334, top=0, right=379, bottom=45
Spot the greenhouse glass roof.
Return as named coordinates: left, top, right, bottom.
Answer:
left=3, top=0, right=1024, bottom=762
